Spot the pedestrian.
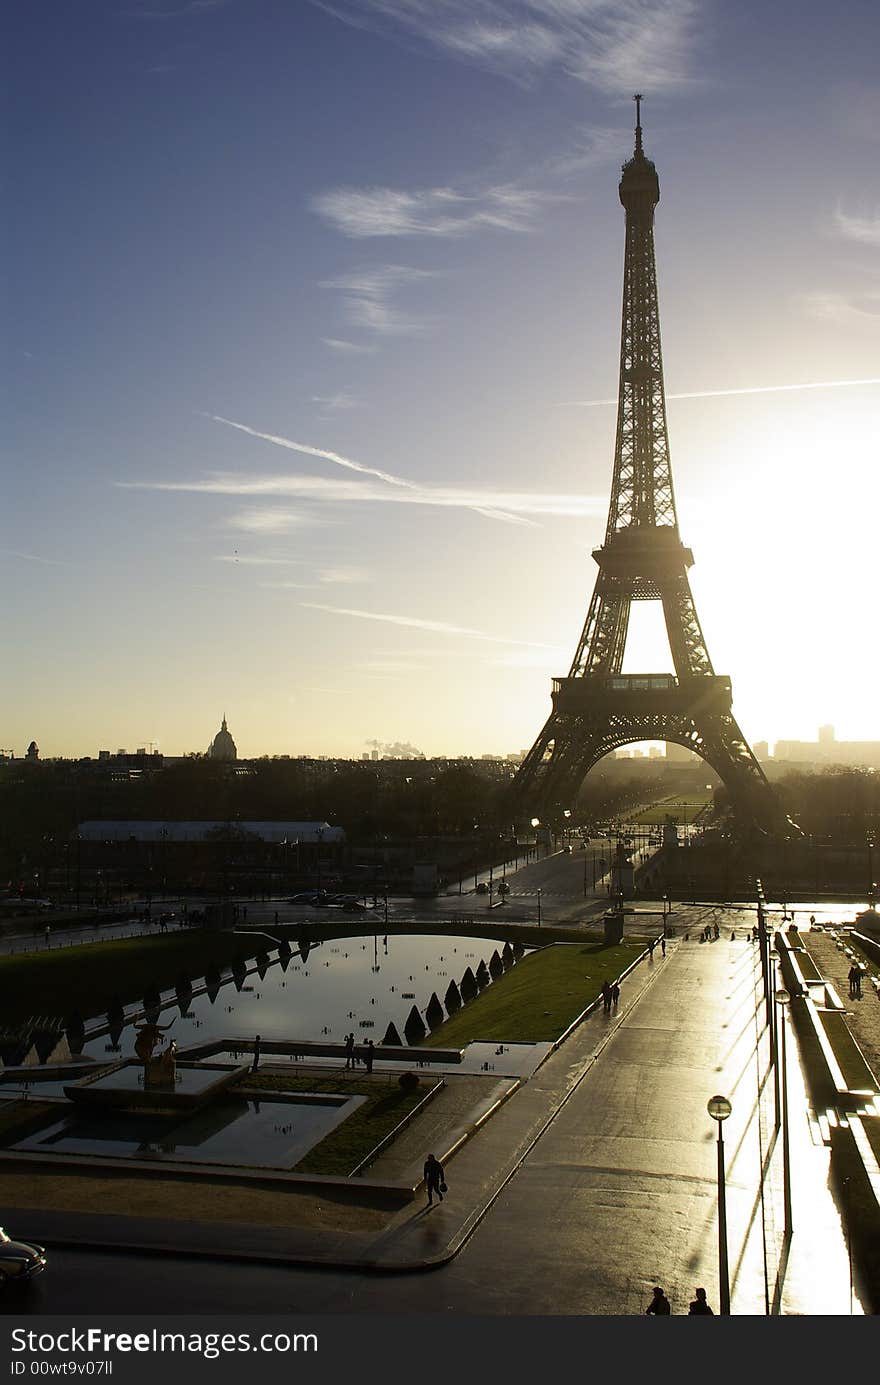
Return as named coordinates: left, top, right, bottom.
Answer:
left=752, top=926, right=759, bottom=943
left=344, top=1032, right=355, bottom=1070
left=713, top=922, right=720, bottom=941
left=424, top=1153, right=445, bottom=1207
left=688, top=1287, right=713, bottom=1315
left=45, top=924, right=51, bottom=947
left=848, top=964, right=857, bottom=999
left=365, top=1039, right=374, bottom=1073
left=660, top=934, right=666, bottom=957
left=730, top=929, right=736, bottom=941
left=853, top=966, right=863, bottom=1000
left=601, top=979, right=613, bottom=1013
left=251, top=1034, right=261, bottom=1073
left=809, top=914, right=816, bottom=928
left=645, top=1286, right=671, bottom=1315
left=611, top=982, right=620, bottom=1011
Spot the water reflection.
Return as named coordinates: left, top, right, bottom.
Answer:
left=81, top=932, right=522, bottom=1061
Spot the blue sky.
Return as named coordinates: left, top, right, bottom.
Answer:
left=3, top=0, right=879, bottom=760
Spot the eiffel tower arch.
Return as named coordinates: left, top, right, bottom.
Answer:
left=513, top=99, right=790, bottom=838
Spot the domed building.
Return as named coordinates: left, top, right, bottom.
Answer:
left=207, top=715, right=237, bottom=762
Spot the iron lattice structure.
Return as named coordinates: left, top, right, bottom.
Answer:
left=513, top=101, right=788, bottom=835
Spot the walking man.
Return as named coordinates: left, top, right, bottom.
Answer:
left=424, top=1153, right=445, bottom=1207
left=611, top=982, right=620, bottom=1011
left=645, top=1287, right=671, bottom=1315
left=251, top=1034, right=261, bottom=1073
left=688, top=1288, right=714, bottom=1315
left=648, top=938, right=656, bottom=960
left=660, top=934, right=666, bottom=957
left=344, top=1033, right=355, bottom=1070
left=601, top=979, right=613, bottom=1014
left=364, top=1039, right=374, bottom=1073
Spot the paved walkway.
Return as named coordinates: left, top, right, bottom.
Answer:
left=4, top=912, right=864, bottom=1313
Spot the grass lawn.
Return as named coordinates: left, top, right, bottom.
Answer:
left=633, top=793, right=714, bottom=826
left=422, top=940, right=644, bottom=1047
left=239, top=1071, right=435, bottom=1176
left=0, top=1100, right=57, bottom=1144
left=0, top=932, right=259, bottom=1028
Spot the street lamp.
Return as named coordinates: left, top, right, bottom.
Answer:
left=707, top=1094, right=732, bottom=1315
left=537, top=887, right=542, bottom=926
left=775, top=988, right=793, bottom=1236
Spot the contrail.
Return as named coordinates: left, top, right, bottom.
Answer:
left=559, top=377, right=880, bottom=406
left=208, top=414, right=415, bottom=488
left=300, top=602, right=563, bottom=651
left=206, top=413, right=531, bottom=524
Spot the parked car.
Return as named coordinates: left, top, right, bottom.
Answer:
left=475, top=882, right=489, bottom=895
left=288, top=892, right=323, bottom=906
left=0, top=1228, right=46, bottom=1289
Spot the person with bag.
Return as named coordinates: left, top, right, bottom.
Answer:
left=424, top=1153, right=445, bottom=1206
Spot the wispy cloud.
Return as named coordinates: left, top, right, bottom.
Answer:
left=312, top=391, right=362, bottom=412
left=122, top=469, right=603, bottom=521
left=834, top=207, right=880, bottom=246
left=0, top=549, right=70, bottom=566
left=800, top=293, right=880, bottom=330
left=312, top=183, right=546, bottom=239
left=312, top=1, right=704, bottom=95
left=560, top=377, right=880, bottom=406
left=319, top=565, right=371, bottom=584
left=300, top=601, right=565, bottom=651
left=214, top=554, right=304, bottom=566
left=321, top=337, right=376, bottom=354
left=319, top=264, right=437, bottom=335
left=225, top=509, right=316, bottom=534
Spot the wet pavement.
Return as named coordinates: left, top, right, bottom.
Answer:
left=3, top=907, right=867, bottom=1314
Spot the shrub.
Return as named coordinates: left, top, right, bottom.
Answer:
left=398, top=1071, right=420, bottom=1092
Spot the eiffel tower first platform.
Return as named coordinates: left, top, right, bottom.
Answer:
left=513, top=99, right=790, bottom=838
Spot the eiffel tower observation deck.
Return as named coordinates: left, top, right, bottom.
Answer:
left=513, top=98, right=791, bottom=838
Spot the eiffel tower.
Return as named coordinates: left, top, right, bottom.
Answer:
left=513, top=98, right=788, bottom=837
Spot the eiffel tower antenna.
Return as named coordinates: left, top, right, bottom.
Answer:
left=512, top=108, right=790, bottom=837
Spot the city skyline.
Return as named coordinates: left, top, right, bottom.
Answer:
left=4, top=1, right=880, bottom=761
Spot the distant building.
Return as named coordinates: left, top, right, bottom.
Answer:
left=753, top=741, right=769, bottom=761
left=207, top=715, right=237, bottom=762
left=773, top=726, right=880, bottom=770
left=25, top=741, right=39, bottom=762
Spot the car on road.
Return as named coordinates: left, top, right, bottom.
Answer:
left=0, top=1228, right=47, bottom=1290
left=287, top=892, right=324, bottom=906
left=475, top=882, right=489, bottom=895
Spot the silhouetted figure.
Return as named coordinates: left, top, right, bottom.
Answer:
left=344, top=1032, right=355, bottom=1069
left=601, top=979, right=613, bottom=1013
left=660, top=934, right=666, bottom=957
left=364, top=1039, right=374, bottom=1073
left=688, top=1288, right=713, bottom=1315
left=730, top=929, right=736, bottom=941
left=713, top=922, right=720, bottom=941
left=645, top=1287, right=671, bottom=1315
left=252, top=1034, right=261, bottom=1072
left=648, top=938, right=656, bottom=959
left=849, top=965, right=863, bottom=1000
left=611, top=982, right=620, bottom=1011
left=424, top=1153, right=444, bottom=1206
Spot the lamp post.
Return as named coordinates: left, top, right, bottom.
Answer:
left=775, top=988, right=793, bottom=1236
left=867, top=832, right=876, bottom=911
left=707, top=1094, right=732, bottom=1315
left=537, top=887, right=542, bottom=926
